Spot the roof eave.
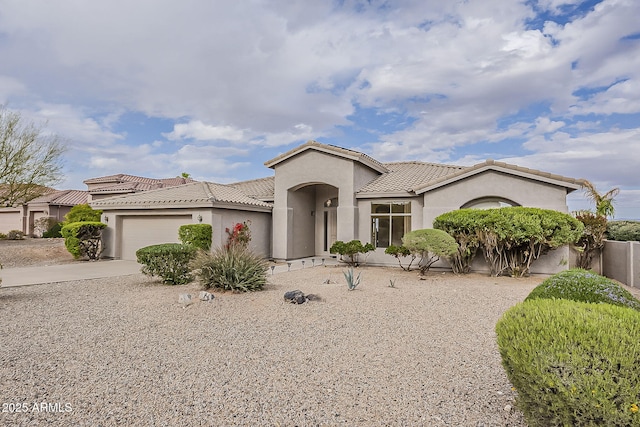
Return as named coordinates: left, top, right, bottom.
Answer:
left=356, top=191, right=416, bottom=199
left=414, top=165, right=585, bottom=195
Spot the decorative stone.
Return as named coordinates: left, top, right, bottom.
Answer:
left=199, top=291, right=214, bottom=301
left=178, top=294, right=193, bottom=307
left=284, top=290, right=307, bottom=304
left=503, top=404, right=512, bottom=412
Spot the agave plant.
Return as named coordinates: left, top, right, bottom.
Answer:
left=343, top=267, right=362, bottom=291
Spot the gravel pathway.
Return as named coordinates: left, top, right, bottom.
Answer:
left=0, top=266, right=539, bottom=426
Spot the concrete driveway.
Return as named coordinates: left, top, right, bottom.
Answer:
left=1, top=260, right=142, bottom=287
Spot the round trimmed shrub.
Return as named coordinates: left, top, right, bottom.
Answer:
left=525, top=269, right=640, bottom=311
left=191, top=245, right=268, bottom=292
left=136, top=243, right=198, bottom=285
left=496, top=299, right=640, bottom=427
left=178, top=224, right=212, bottom=251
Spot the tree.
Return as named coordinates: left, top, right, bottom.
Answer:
left=63, top=204, right=102, bottom=224
left=0, top=107, right=66, bottom=206
left=582, top=180, right=619, bottom=219
left=402, top=229, right=458, bottom=276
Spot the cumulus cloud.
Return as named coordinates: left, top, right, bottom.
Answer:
left=0, top=0, right=639, bottom=216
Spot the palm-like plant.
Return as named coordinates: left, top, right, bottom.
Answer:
left=582, top=180, right=620, bottom=219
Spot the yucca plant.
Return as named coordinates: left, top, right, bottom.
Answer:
left=343, top=267, right=362, bottom=291
left=191, top=244, right=268, bottom=292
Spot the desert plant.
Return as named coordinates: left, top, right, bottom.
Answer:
left=343, top=267, right=362, bottom=290
left=573, top=211, right=608, bottom=269
left=525, top=268, right=640, bottom=311
left=607, top=220, right=640, bottom=241
left=191, top=244, right=267, bottom=292
left=582, top=180, right=620, bottom=219
left=63, top=204, right=102, bottom=224
left=42, top=221, right=63, bottom=238
left=385, top=244, right=416, bottom=271
left=33, top=216, right=59, bottom=237
left=61, top=221, right=106, bottom=260
left=178, top=223, right=212, bottom=251
left=330, top=240, right=375, bottom=266
left=402, top=229, right=458, bottom=275
left=225, top=220, right=252, bottom=249
left=6, top=229, right=24, bottom=240
left=136, top=243, right=198, bottom=285
left=496, top=299, right=640, bottom=427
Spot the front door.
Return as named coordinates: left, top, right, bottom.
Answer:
left=323, top=208, right=337, bottom=253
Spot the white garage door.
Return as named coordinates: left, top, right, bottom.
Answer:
left=120, top=215, right=193, bottom=260
left=0, top=210, right=22, bottom=234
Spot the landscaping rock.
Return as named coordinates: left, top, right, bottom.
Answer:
left=178, top=293, right=193, bottom=307
left=284, top=290, right=307, bottom=304
left=199, top=291, right=214, bottom=301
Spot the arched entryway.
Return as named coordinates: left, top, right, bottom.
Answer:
left=287, top=183, right=339, bottom=259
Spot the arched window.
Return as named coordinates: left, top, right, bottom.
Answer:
left=461, top=197, right=519, bottom=209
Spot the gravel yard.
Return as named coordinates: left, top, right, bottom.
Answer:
left=0, top=244, right=538, bottom=426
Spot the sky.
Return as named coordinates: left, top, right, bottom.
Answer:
left=0, top=0, right=639, bottom=218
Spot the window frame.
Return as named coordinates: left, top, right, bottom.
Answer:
left=371, top=201, right=411, bottom=248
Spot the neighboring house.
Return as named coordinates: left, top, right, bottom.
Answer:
left=0, top=174, right=196, bottom=235
left=91, top=141, right=585, bottom=274
left=84, top=174, right=194, bottom=201
left=0, top=189, right=89, bottom=236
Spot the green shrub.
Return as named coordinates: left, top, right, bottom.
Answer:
left=402, top=229, right=458, bottom=275
left=63, top=204, right=102, bottom=224
left=435, top=207, right=583, bottom=277
left=61, top=221, right=106, bottom=260
left=42, top=222, right=63, bottom=238
left=136, top=243, right=198, bottom=285
left=178, top=224, right=212, bottom=251
left=496, top=299, right=640, bottom=427
left=6, top=229, right=25, bottom=240
left=607, top=220, right=640, bottom=241
left=525, top=268, right=640, bottom=311
left=0, top=232, right=6, bottom=239
left=384, top=244, right=415, bottom=271
left=433, top=209, right=486, bottom=274
left=191, top=244, right=267, bottom=292
left=330, top=240, right=375, bottom=266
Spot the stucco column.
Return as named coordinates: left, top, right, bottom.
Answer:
left=272, top=207, right=292, bottom=260
left=336, top=205, right=358, bottom=242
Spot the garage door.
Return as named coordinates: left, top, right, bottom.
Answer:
left=0, top=210, right=22, bottom=234
left=120, top=215, right=193, bottom=260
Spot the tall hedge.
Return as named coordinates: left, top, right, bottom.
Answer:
left=178, top=224, right=212, bottom=251
left=434, top=207, right=583, bottom=277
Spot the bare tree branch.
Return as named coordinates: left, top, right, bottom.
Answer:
left=0, top=106, right=67, bottom=206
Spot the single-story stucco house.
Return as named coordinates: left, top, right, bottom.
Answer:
left=91, top=141, right=585, bottom=274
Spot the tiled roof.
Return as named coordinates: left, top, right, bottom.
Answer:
left=264, top=140, right=388, bottom=173
left=229, top=176, right=275, bottom=201
left=90, top=181, right=272, bottom=209
left=89, top=182, right=162, bottom=193
left=357, top=161, right=465, bottom=194
left=414, top=159, right=586, bottom=194
left=29, top=190, right=89, bottom=206
left=84, top=174, right=195, bottom=191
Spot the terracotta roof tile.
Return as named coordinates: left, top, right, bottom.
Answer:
left=229, top=176, right=275, bottom=201
left=29, top=190, right=89, bottom=206
left=358, top=161, right=464, bottom=194
left=90, top=181, right=272, bottom=209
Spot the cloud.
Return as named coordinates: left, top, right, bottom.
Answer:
left=164, top=121, right=245, bottom=142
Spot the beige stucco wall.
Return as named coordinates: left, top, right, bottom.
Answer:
left=100, top=207, right=271, bottom=260
left=421, top=170, right=571, bottom=227
left=271, top=150, right=380, bottom=260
